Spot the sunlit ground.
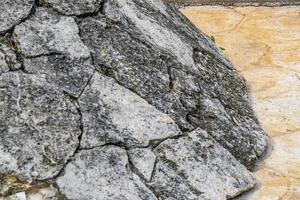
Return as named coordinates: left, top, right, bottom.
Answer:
left=182, top=6, right=300, bottom=200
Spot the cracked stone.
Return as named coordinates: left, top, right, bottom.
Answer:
left=24, top=55, right=94, bottom=97
left=0, top=0, right=34, bottom=34
left=0, top=72, right=81, bottom=182
left=148, top=128, right=256, bottom=200
left=128, top=148, right=156, bottom=182
left=0, top=44, right=21, bottom=75
left=13, top=7, right=90, bottom=59
left=79, top=72, right=181, bottom=148
left=56, top=146, right=157, bottom=200
left=41, top=0, right=103, bottom=16
left=0, top=0, right=270, bottom=199
left=79, top=0, right=267, bottom=169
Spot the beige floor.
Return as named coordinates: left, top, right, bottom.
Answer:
left=182, top=6, right=300, bottom=200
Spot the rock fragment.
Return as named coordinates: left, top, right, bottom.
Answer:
left=56, top=146, right=157, bottom=200
left=13, top=8, right=90, bottom=59
left=79, top=72, right=181, bottom=148
left=0, top=0, right=34, bottom=33
left=149, top=128, right=256, bottom=200
left=0, top=72, right=81, bottom=182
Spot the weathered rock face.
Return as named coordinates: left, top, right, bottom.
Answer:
left=0, top=0, right=34, bottom=34
left=79, top=0, right=267, bottom=168
left=0, top=0, right=267, bottom=199
left=56, top=146, right=158, bottom=200
left=41, top=0, right=104, bottom=16
left=0, top=72, right=81, bottom=182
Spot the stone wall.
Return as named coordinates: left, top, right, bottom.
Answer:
left=166, top=0, right=300, bottom=6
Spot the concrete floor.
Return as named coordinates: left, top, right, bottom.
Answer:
left=182, top=6, right=300, bottom=200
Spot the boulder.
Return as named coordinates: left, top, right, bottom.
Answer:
left=0, top=0, right=268, bottom=199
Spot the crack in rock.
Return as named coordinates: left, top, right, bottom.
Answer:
left=78, top=0, right=268, bottom=169
left=0, top=0, right=269, bottom=199
left=0, top=0, right=35, bottom=34
left=0, top=71, right=81, bottom=187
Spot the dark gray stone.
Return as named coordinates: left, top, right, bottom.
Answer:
left=0, top=72, right=81, bottom=182
left=24, top=55, right=94, bottom=97
left=41, top=0, right=103, bottom=16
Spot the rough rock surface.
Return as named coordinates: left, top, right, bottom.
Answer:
left=13, top=8, right=90, bottom=59
left=41, top=0, right=103, bottom=16
left=56, top=146, right=158, bottom=200
left=79, top=72, right=181, bottom=148
left=0, top=44, right=21, bottom=74
left=149, top=128, right=255, bottom=200
left=0, top=0, right=268, bottom=199
left=128, top=148, right=157, bottom=181
left=0, top=72, right=81, bottom=182
left=0, top=0, right=34, bottom=33
left=80, top=0, right=268, bottom=168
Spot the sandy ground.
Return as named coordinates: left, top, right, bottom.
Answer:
left=182, top=6, right=300, bottom=200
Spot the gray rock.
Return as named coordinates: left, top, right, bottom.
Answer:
left=56, top=146, right=157, bottom=200
left=0, top=50, right=10, bottom=75
left=0, top=72, right=81, bottom=182
left=79, top=0, right=267, bottom=168
left=0, top=0, right=34, bottom=34
left=41, top=0, right=103, bottom=16
left=79, top=72, right=181, bottom=148
left=0, top=44, right=21, bottom=74
left=13, top=8, right=90, bottom=59
left=128, top=148, right=156, bottom=181
left=148, top=128, right=256, bottom=200
left=24, top=55, right=94, bottom=97
left=0, top=0, right=268, bottom=198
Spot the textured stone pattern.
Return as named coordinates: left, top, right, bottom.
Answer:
left=0, top=0, right=267, bottom=199
left=182, top=6, right=300, bottom=200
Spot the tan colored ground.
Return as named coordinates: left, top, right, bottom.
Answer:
left=182, top=6, right=300, bottom=200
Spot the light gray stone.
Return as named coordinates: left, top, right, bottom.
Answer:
left=41, top=0, right=103, bottom=16
left=79, top=0, right=268, bottom=168
left=128, top=148, right=156, bottom=181
left=0, top=0, right=34, bottom=33
left=3, top=192, right=26, bottom=200
left=13, top=8, right=90, bottom=59
left=149, top=128, right=256, bottom=200
left=56, top=146, right=157, bottom=200
left=0, top=72, right=81, bottom=182
left=79, top=72, right=181, bottom=148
